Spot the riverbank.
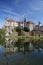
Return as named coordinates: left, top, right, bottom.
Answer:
left=10, top=35, right=43, bottom=40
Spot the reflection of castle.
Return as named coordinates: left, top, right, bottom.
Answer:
left=3, top=38, right=34, bottom=54
left=3, top=18, right=34, bottom=36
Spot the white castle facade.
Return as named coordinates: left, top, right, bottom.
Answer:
left=3, top=18, right=34, bottom=36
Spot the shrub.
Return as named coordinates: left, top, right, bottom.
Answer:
left=18, top=30, right=25, bottom=36
left=31, top=30, right=34, bottom=36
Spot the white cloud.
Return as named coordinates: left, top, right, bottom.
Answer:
left=0, top=9, right=26, bottom=21
left=2, top=9, right=20, bottom=16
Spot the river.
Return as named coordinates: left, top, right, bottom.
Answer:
left=0, top=38, right=43, bottom=65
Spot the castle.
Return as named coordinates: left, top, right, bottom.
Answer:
left=3, top=18, right=34, bottom=36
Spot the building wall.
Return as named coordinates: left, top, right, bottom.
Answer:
left=4, top=19, right=14, bottom=35
left=14, top=21, right=18, bottom=27
left=28, top=24, right=34, bottom=31
left=4, top=20, right=14, bottom=27
left=4, top=19, right=34, bottom=36
left=19, top=23, right=24, bottom=28
left=24, top=23, right=34, bottom=31
left=24, top=23, right=27, bottom=28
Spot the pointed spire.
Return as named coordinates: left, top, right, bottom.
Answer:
left=38, top=21, right=41, bottom=26
left=38, top=21, right=41, bottom=25
left=24, top=17, right=26, bottom=22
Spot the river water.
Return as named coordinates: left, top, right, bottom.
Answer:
left=0, top=38, right=43, bottom=65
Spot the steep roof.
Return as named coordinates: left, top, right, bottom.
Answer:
left=6, top=18, right=15, bottom=22
left=27, top=21, right=34, bottom=24
left=5, top=18, right=34, bottom=24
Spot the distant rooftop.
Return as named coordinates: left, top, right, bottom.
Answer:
left=5, top=18, right=34, bottom=24
left=5, top=18, right=15, bottom=22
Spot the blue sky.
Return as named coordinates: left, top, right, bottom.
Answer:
left=0, top=0, right=43, bottom=28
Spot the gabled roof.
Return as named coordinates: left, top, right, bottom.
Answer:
left=24, top=21, right=34, bottom=24
left=6, top=18, right=15, bottom=22
left=18, top=22, right=24, bottom=24
left=5, top=18, right=34, bottom=24
left=27, top=21, right=34, bottom=24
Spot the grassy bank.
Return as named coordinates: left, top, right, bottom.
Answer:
left=10, top=35, right=43, bottom=40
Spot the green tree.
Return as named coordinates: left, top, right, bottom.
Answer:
left=24, top=27, right=30, bottom=32
left=16, top=26, right=22, bottom=32
left=0, top=29, right=5, bottom=37
left=0, top=28, right=6, bottom=45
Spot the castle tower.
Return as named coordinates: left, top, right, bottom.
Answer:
left=24, top=17, right=26, bottom=22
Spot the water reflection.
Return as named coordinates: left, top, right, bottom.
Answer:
left=0, top=38, right=43, bottom=65
left=3, top=38, right=43, bottom=54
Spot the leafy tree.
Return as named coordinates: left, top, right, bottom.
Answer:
left=0, top=29, right=5, bottom=37
left=15, top=26, right=22, bottom=32
left=0, top=29, right=6, bottom=45
left=24, top=27, right=30, bottom=32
